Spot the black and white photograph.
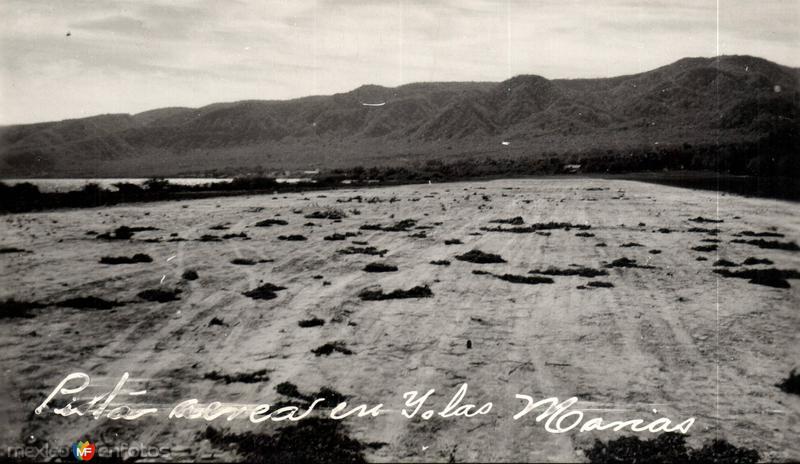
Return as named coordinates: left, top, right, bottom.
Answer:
left=0, top=0, right=798, bottom=462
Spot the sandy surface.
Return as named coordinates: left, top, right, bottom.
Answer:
left=1, top=178, right=798, bottom=462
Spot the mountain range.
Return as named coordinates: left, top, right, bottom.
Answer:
left=1, top=55, right=798, bottom=178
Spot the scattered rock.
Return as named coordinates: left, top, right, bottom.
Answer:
left=243, top=283, right=287, bottom=300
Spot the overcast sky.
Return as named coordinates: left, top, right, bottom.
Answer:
left=1, top=0, right=797, bottom=125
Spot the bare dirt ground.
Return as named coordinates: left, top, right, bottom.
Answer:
left=1, top=178, right=798, bottom=462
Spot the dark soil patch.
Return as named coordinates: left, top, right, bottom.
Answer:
left=714, top=268, right=800, bottom=288
left=278, top=235, right=307, bottom=241
left=620, top=242, right=643, bottom=247
left=243, top=283, right=287, bottom=300
left=455, top=249, right=505, bottom=264
left=697, top=256, right=708, bottom=261
left=138, top=288, right=181, bottom=303
left=231, top=258, right=257, bottom=265
left=692, top=244, right=717, bottom=252
left=56, top=296, right=123, bottom=310
left=739, top=230, right=784, bottom=238
left=430, top=260, right=451, bottom=266
left=584, top=432, right=758, bottom=464
left=204, top=369, right=270, bottom=384
left=352, top=240, right=369, bottom=245
left=312, top=341, right=354, bottom=356
left=575, top=232, right=595, bottom=237
left=254, top=219, right=288, bottom=227
left=0, top=299, right=44, bottom=319
left=473, top=270, right=553, bottom=285
left=777, top=369, right=800, bottom=395
left=649, top=249, right=662, bottom=254
left=182, top=269, right=199, bottom=280
left=489, top=216, right=524, bottom=225
left=529, top=266, right=608, bottom=278
left=306, top=210, right=347, bottom=220
left=689, top=216, right=724, bottom=223
left=700, top=238, right=721, bottom=243
left=731, top=239, right=799, bottom=251
left=444, top=239, right=463, bottom=245
left=687, top=227, right=720, bottom=235
left=657, top=228, right=672, bottom=233
left=298, top=318, right=325, bottom=328
left=96, top=226, right=143, bottom=240
left=99, top=253, right=153, bottom=264
left=587, top=281, right=614, bottom=288
left=201, top=417, right=368, bottom=463
left=222, top=232, right=249, bottom=240
left=198, top=234, right=222, bottom=242
left=324, top=233, right=346, bottom=241
left=360, top=219, right=417, bottom=232
left=359, top=285, right=433, bottom=300
left=604, top=258, right=654, bottom=269
left=713, top=259, right=738, bottom=267
left=338, top=246, right=387, bottom=257
left=209, top=224, right=229, bottom=230
left=742, top=257, right=773, bottom=265
left=596, top=243, right=607, bottom=247
left=363, top=263, right=398, bottom=273
left=481, top=222, right=590, bottom=233
left=0, top=247, right=29, bottom=254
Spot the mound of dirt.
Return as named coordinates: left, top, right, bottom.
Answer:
left=529, top=266, right=608, bottom=277
left=474, top=271, right=554, bottom=285
left=481, top=222, right=591, bottom=233
left=298, top=318, right=325, bottom=328
left=689, top=216, right=724, bottom=223
left=0, top=299, right=44, bottom=319
left=731, top=239, right=799, bottom=251
left=359, top=285, right=433, bottom=300
left=204, top=369, right=269, bottom=384
left=306, top=209, right=347, bottom=220
left=338, top=246, right=388, bottom=257
left=182, top=269, right=199, bottom=280
left=777, top=369, right=800, bottom=395
left=243, top=283, right=288, bottom=300
left=278, top=235, right=307, bottom=241
left=202, top=417, right=368, bottom=463
left=714, top=268, right=800, bottom=288
left=312, top=341, right=354, bottom=356
left=604, top=258, right=654, bottom=269
left=56, top=296, right=123, bottom=310
left=489, top=216, right=524, bottom=225
left=99, top=253, right=153, bottom=264
left=360, top=219, right=417, bottom=232
left=455, top=249, right=506, bottom=264
left=254, top=219, right=288, bottom=227
left=742, top=257, right=773, bottom=265
left=138, top=288, right=182, bottom=303
left=363, top=263, right=398, bottom=273
left=585, top=432, right=758, bottom=464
